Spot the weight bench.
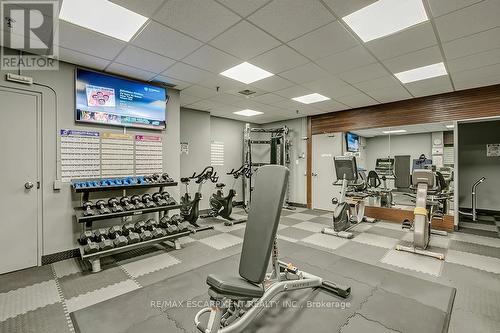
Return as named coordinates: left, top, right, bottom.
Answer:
left=194, top=165, right=351, bottom=333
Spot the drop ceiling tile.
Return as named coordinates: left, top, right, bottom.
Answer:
left=152, top=75, right=192, bottom=90
left=250, top=45, right=309, bottom=73
left=335, top=93, right=378, bottom=108
left=405, top=76, right=453, bottom=97
left=247, top=0, right=334, bottom=42
left=361, top=85, right=412, bottom=104
left=110, top=0, right=164, bottom=17
left=313, top=99, right=348, bottom=112
left=452, top=63, right=500, bottom=90
left=216, top=0, right=270, bottom=16
left=250, top=93, right=286, bottom=104
left=209, top=21, right=281, bottom=59
left=106, top=63, right=157, bottom=81
left=115, top=45, right=176, bottom=73
left=181, top=85, right=219, bottom=99
left=442, top=27, right=500, bottom=60
left=185, top=100, right=215, bottom=111
left=249, top=75, right=295, bottom=92
left=434, top=0, right=500, bottom=42
left=274, top=85, right=313, bottom=99
left=447, top=48, right=500, bottom=73
left=271, top=98, right=308, bottom=110
left=316, top=45, right=376, bottom=75
left=303, top=76, right=360, bottom=98
left=132, top=21, right=203, bottom=60
left=209, top=93, right=247, bottom=105
left=162, top=62, right=214, bottom=83
left=428, top=0, right=486, bottom=18
left=58, top=21, right=125, bottom=60
left=288, top=21, right=358, bottom=60
left=279, top=62, right=330, bottom=84
left=58, top=47, right=110, bottom=70
left=180, top=93, right=204, bottom=106
left=231, top=99, right=268, bottom=110
left=183, top=45, right=240, bottom=74
left=366, top=22, right=437, bottom=60
left=154, top=0, right=241, bottom=42
left=322, top=0, right=377, bottom=17
left=383, top=46, right=443, bottom=73
left=353, top=75, right=401, bottom=91
left=337, top=63, right=389, bottom=84
left=198, top=75, right=246, bottom=93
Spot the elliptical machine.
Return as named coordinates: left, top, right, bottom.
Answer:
left=322, top=156, right=376, bottom=239
left=201, top=164, right=251, bottom=226
left=180, top=166, right=216, bottom=227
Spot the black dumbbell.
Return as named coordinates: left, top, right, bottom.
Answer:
left=159, top=215, right=178, bottom=234
left=142, top=193, right=156, bottom=208
left=134, top=220, right=153, bottom=241
left=152, top=192, right=168, bottom=206
left=161, top=191, right=177, bottom=205
left=96, top=200, right=111, bottom=214
left=161, top=173, right=174, bottom=182
left=78, top=231, right=99, bottom=254
left=108, top=198, right=123, bottom=213
left=108, top=225, right=128, bottom=247
left=145, top=219, right=166, bottom=238
left=82, top=201, right=95, bottom=216
left=122, top=223, right=141, bottom=244
left=170, top=214, right=190, bottom=232
left=151, top=174, right=161, bottom=183
left=93, top=228, right=114, bottom=251
left=120, top=196, right=136, bottom=211
left=131, top=195, right=145, bottom=209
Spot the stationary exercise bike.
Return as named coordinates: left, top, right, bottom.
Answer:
left=396, top=169, right=448, bottom=260
left=201, top=164, right=251, bottom=226
left=180, top=166, right=216, bottom=227
left=322, top=156, right=376, bottom=239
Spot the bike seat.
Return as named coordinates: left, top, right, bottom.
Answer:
left=216, top=183, right=225, bottom=188
left=180, top=177, right=190, bottom=183
left=207, top=274, right=264, bottom=298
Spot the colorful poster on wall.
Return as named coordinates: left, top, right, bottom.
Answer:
left=135, top=135, right=163, bottom=176
left=487, top=144, right=500, bottom=157
left=101, top=132, right=134, bottom=177
left=60, top=129, right=100, bottom=182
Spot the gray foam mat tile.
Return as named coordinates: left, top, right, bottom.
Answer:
left=58, top=265, right=129, bottom=299
left=365, top=226, right=405, bottom=239
left=0, top=302, right=70, bottom=333
left=358, top=288, right=449, bottom=333
left=0, top=265, right=54, bottom=294
left=441, top=262, right=500, bottom=291
left=300, top=209, right=328, bottom=216
left=279, top=216, right=303, bottom=226
left=340, top=313, right=398, bottom=333
left=228, top=227, right=246, bottom=238
left=188, top=227, right=222, bottom=240
left=449, top=240, right=500, bottom=259
left=448, top=308, right=500, bottom=333
left=452, top=284, right=500, bottom=320
left=280, top=209, right=295, bottom=217
left=334, top=241, right=390, bottom=266
left=278, top=226, right=315, bottom=240
left=307, top=216, right=333, bottom=225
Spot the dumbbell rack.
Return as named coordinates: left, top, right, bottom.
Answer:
left=73, top=180, right=213, bottom=272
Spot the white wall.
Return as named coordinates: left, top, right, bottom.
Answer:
left=0, top=60, right=181, bottom=256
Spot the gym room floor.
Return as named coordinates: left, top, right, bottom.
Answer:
left=1, top=207, right=499, bottom=333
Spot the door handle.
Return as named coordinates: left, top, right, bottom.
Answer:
left=312, top=173, right=318, bottom=177
left=24, top=181, right=34, bottom=189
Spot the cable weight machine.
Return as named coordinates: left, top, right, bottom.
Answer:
left=243, top=124, right=295, bottom=210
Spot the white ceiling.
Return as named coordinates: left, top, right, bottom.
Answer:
left=351, top=121, right=454, bottom=137
left=5, top=0, right=500, bottom=124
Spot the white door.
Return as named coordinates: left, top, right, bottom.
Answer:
left=312, top=133, right=343, bottom=210
left=0, top=87, right=39, bottom=274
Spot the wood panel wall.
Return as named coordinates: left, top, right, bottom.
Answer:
left=311, top=84, right=500, bottom=134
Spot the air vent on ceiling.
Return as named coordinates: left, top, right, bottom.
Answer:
left=238, top=89, right=256, bottom=96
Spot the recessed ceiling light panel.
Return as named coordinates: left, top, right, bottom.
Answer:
left=233, top=109, right=263, bottom=117
left=343, top=0, right=428, bottom=42
left=395, top=62, right=447, bottom=83
left=292, top=93, right=330, bottom=104
left=220, top=62, right=274, bottom=84
left=60, top=0, right=148, bottom=41
left=382, top=129, right=407, bottom=134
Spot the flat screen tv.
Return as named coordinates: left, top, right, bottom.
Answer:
left=75, top=68, right=167, bottom=130
left=346, top=132, right=360, bottom=152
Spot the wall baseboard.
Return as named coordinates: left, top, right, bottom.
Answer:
left=42, top=248, right=80, bottom=265
left=287, top=202, right=307, bottom=208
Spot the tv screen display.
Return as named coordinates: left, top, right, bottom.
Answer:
left=346, top=132, right=360, bottom=152
left=75, top=68, right=167, bottom=130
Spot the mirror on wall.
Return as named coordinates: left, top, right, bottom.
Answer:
left=346, top=122, right=455, bottom=212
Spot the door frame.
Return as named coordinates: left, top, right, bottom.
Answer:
left=0, top=84, right=43, bottom=266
